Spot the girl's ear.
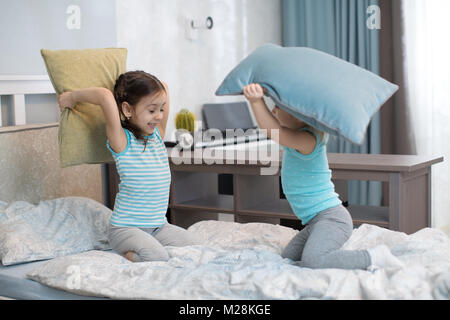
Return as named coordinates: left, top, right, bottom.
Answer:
left=121, top=102, right=132, bottom=119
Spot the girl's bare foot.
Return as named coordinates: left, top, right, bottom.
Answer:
left=125, top=251, right=135, bottom=262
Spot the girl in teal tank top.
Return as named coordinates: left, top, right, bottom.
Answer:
left=242, top=83, right=405, bottom=271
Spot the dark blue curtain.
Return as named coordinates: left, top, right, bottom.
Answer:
left=282, top=0, right=381, bottom=206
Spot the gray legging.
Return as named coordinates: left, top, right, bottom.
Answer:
left=282, top=204, right=372, bottom=270
left=108, top=222, right=200, bottom=262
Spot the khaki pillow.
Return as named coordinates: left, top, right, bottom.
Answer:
left=41, top=48, right=127, bottom=167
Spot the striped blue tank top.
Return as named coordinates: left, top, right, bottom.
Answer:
left=106, top=127, right=171, bottom=227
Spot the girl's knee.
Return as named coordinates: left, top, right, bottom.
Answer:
left=170, top=232, right=202, bottom=247
left=281, top=246, right=302, bottom=261
left=185, top=233, right=202, bottom=245
left=158, top=223, right=202, bottom=246
left=299, top=252, right=321, bottom=269
left=136, top=247, right=169, bottom=262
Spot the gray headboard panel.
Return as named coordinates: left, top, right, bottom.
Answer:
left=0, top=123, right=103, bottom=204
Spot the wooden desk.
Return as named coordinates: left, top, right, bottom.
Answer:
left=167, top=146, right=443, bottom=234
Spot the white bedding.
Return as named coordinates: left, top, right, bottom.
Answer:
left=27, top=221, right=450, bottom=300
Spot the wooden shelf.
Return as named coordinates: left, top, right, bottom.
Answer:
left=238, top=198, right=297, bottom=220
left=169, top=194, right=234, bottom=213
left=240, top=202, right=389, bottom=227
left=170, top=193, right=389, bottom=227
left=348, top=204, right=389, bottom=228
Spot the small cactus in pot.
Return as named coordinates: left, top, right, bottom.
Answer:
left=175, top=108, right=196, bottom=132
left=175, top=108, right=196, bottom=148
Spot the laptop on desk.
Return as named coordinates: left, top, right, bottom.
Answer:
left=195, top=101, right=269, bottom=149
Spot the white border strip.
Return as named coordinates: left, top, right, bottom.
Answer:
left=0, top=75, right=54, bottom=95
left=0, top=75, right=55, bottom=126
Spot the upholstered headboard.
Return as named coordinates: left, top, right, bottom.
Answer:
left=0, top=123, right=103, bottom=204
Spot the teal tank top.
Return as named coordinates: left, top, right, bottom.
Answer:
left=281, top=128, right=341, bottom=224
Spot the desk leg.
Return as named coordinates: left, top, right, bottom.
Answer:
left=389, top=169, right=430, bottom=234
left=426, top=167, right=432, bottom=228
left=388, top=173, right=401, bottom=232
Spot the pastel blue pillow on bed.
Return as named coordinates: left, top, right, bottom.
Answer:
left=0, top=197, right=111, bottom=266
left=215, top=43, right=399, bottom=145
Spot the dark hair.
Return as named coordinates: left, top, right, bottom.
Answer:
left=113, top=70, right=166, bottom=146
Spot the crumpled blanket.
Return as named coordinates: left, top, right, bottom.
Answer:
left=27, top=221, right=450, bottom=300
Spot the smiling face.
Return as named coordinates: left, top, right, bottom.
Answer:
left=271, top=106, right=305, bottom=129
left=122, top=90, right=166, bottom=136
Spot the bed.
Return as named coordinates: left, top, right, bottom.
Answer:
left=0, top=85, right=449, bottom=300
left=0, top=122, right=109, bottom=300
left=0, top=257, right=108, bottom=300
left=0, top=124, right=449, bottom=300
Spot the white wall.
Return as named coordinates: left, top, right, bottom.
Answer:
left=116, top=0, right=282, bottom=140
left=0, top=0, right=116, bottom=126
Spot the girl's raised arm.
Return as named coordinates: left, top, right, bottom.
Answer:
left=243, top=84, right=316, bottom=155
left=58, top=87, right=127, bottom=154
left=157, top=82, right=170, bottom=140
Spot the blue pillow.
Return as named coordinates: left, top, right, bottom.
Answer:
left=0, top=197, right=111, bottom=266
left=215, top=43, right=398, bottom=145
